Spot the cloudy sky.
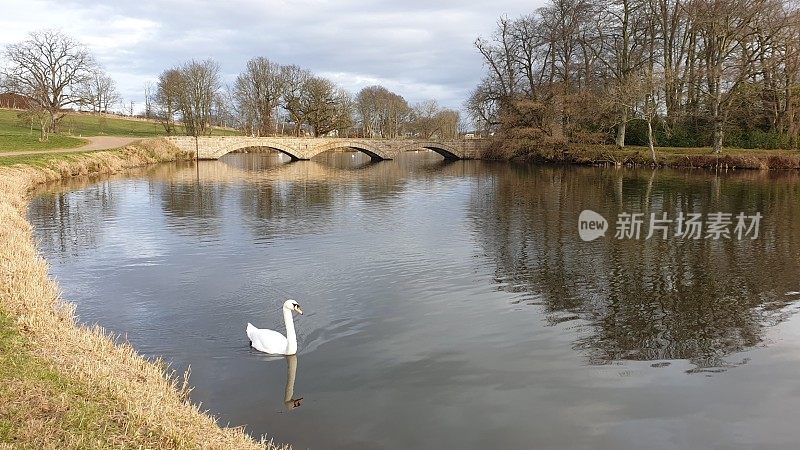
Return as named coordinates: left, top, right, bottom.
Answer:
left=0, top=0, right=542, bottom=113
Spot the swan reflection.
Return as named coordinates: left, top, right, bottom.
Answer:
left=284, top=354, right=303, bottom=410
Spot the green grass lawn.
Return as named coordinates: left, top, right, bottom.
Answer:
left=0, top=108, right=88, bottom=152
left=0, top=133, right=87, bottom=153
left=0, top=108, right=240, bottom=153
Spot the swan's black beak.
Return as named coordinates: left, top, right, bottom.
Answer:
left=295, top=306, right=303, bottom=315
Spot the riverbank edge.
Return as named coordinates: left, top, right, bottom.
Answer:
left=0, top=139, right=286, bottom=449
left=481, top=140, right=800, bottom=169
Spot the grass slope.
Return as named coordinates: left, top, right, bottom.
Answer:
left=0, top=108, right=86, bottom=152
left=0, top=139, right=286, bottom=449
left=0, top=151, right=108, bottom=168
left=0, top=312, right=136, bottom=448
left=0, top=108, right=239, bottom=153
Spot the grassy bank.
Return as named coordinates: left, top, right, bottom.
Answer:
left=0, top=139, right=285, bottom=449
left=0, top=150, right=112, bottom=168
left=0, top=108, right=240, bottom=153
left=484, top=139, right=800, bottom=169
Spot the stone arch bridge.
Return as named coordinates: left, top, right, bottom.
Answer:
left=166, top=136, right=487, bottom=161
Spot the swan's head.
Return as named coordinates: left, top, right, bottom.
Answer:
left=283, top=299, right=303, bottom=315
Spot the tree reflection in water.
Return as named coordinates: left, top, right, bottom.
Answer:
left=469, top=165, right=800, bottom=369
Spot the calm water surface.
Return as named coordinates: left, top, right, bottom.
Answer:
left=28, top=151, right=800, bottom=449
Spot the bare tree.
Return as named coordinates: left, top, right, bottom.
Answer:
left=654, top=0, right=691, bottom=132
left=473, top=0, right=800, bottom=152
left=80, top=68, right=121, bottom=114
left=410, top=100, right=441, bottom=138
left=689, top=0, right=787, bottom=152
left=212, top=92, right=233, bottom=129
left=334, top=88, right=356, bottom=136
left=143, top=81, right=155, bottom=119
left=356, top=86, right=379, bottom=137
left=410, top=100, right=461, bottom=139
left=1, top=30, right=95, bottom=140
left=154, top=68, right=182, bottom=134
left=298, top=76, right=352, bottom=137
left=539, top=0, right=595, bottom=137
left=473, top=6, right=595, bottom=141
left=591, top=0, right=653, bottom=148
left=176, top=59, right=221, bottom=137
left=280, top=65, right=312, bottom=136
left=355, top=85, right=411, bottom=138
left=17, top=104, right=53, bottom=141
left=234, top=57, right=286, bottom=136
left=436, top=109, right=461, bottom=139
left=466, top=79, right=503, bottom=136
left=475, top=17, right=520, bottom=99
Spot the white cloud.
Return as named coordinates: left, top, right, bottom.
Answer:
left=0, top=0, right=544, bottom=111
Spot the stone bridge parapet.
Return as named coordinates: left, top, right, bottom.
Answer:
left=166, top=136, right=487, bottom=161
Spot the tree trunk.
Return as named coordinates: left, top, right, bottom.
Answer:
left=712, top=97, right=723, bottom=153
left=713, top=122, right=723, bottom=154
left=48, top=109, right=58, bottom=134
left=38, top=115, right=49, bottom=142
left=647, top=119, right=656, bottom=162
left=616, top=108, right=628, bottom=149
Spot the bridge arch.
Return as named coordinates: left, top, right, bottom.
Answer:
left=210, top=139, right=305, bottom=160
left=308, top=140, right=393, bottom=160
left=399, top=141, right=462, bottom=160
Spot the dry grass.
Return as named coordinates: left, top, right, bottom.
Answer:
left=0, top=139, right=288, bottom=449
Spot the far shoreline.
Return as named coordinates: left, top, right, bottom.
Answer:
left=480, top=140, right=800, bottom=170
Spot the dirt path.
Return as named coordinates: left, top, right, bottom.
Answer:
left=0, top=136, right=141, bottom=157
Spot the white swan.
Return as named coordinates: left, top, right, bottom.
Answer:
left=246, top=300, right=303, bottom=355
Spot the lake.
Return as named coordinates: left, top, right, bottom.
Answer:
left=28, top=151, right=800, bottom=449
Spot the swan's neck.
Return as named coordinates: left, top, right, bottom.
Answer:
left=283, top=308, right=297, bottom=355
